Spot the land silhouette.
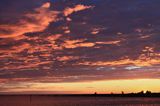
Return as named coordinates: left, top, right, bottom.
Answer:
left=90, top=91, right=160, bottom=97
left=0, top=90, right=160, bottom=97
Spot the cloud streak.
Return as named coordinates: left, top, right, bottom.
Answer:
left=63, top=4, right=93, bottom=16
left=0, top=2, right=59, bottom=38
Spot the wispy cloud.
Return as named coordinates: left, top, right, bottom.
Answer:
left=0, top=2, right=59, bottom=38
left=63, top=4, right=93, bottom=16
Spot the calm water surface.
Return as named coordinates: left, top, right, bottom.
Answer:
left=0, top=96, right=160, bottom=106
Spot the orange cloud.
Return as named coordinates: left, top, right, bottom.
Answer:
left=90, top=27, right=107, bottom=35
left=0, top=33, right=63, bottom=71
left=0, top=79, right=8, bottom=83
left=91, top=28, right=102, bottom=35
left=96, top=40, right=121, bottom=45
left=78, top=46, right=160, bottom=67
left=0, top=3, right=93, bottom=39
left=0, top=43, right=31, bottom=57
left=61, top=26, right=71, bottom=34
left=78, top=58, right=160, bottom=67
left=0, top=2, right=59, bottom=38
left=62, top=39, right=95, bottom=49
left=63, top=4, right=93, bottom=16
left=41, top=2, right=51, bottom=8
left=2, top=61, right=52, bottom=70
left=57, top=56, right=79, bottom=62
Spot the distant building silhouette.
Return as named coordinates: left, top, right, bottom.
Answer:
left=110, top=92, right=114, bottom=94
left=94, top=92, right=97, bottom=95
left=121, top=91, right=124, bottom=94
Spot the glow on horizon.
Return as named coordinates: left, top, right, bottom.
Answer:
left=2, top=79, right=160, bottom=94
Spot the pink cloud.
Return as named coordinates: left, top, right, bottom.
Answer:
left=63, top=4, right=93, bottom=16
left=0, top=2, right=59, bottom=38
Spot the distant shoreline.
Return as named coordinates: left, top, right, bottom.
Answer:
left=0, top=93, right=160, bottom=97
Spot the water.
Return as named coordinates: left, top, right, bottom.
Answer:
left=0, top=95, right=160, bottom=106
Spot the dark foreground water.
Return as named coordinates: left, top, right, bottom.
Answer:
left=0, top=95, right=160, bottom=106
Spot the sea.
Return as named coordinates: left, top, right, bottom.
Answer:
left=0, top=95, right=160, bottom=106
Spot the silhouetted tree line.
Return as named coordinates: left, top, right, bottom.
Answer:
left=92, top=90, right=160, bottom=97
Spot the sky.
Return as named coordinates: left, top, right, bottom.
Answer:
left=0, top=0, right=160, bottom=94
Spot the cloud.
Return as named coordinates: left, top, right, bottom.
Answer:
left=0, top=3, right=93, bottom=39
left=77, top=53, right=160, bottom=67
left=124, top=66, right=142, bottom=70
left=57, top=56, right=79, bottom=62
left=0, top=43, right=30, bottom=56
left=41, top=2, right=51, bottom=8
left=63, top=4, right=93, bottom=16
left=2, top=61, right=52, bottom=70
left=62, top=39, right=95, bottom=49
left=0, top=2, right=59, bottom=38
left=96, top=40, right=121, bottom=45
left=90, top=28, right=107, bottom=35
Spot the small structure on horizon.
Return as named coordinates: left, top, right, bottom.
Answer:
left=137, top=90, right=144, bottom=95
left=121, top=91, right=124, bottom=94
left=146, top=91, right=152, bottom=95
left=110, top=92, right=114, bottom=94
left=94, top=92, right=97, bottom=95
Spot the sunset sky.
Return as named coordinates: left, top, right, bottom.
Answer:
left=0, top=0, right=160, bottom=94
